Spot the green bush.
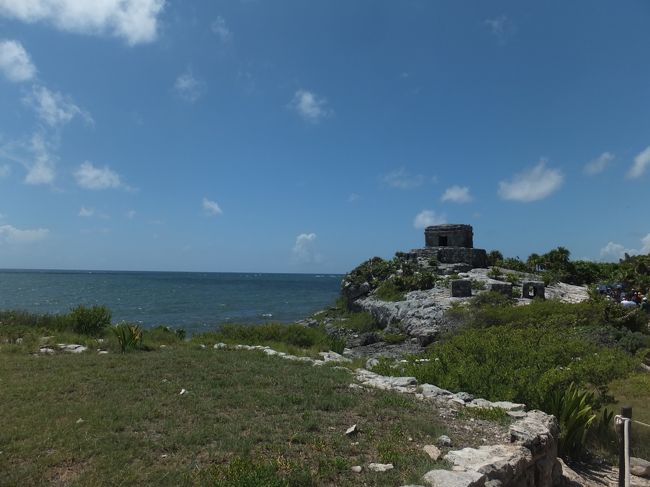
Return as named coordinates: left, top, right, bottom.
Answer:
left=373, top=324, right=637, bottom=409
left=69, top=305, right=112, bottom=336
left=544, top=383, right=597, bottom=459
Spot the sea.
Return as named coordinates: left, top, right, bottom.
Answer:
left=0, top=270, right=343, bottom=335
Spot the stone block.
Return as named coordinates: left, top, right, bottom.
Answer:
left=488, top=282, right=512, bottom=297
left=451, top=279, right=472, bottom=297
left=522, top=281, right=545, bottom=299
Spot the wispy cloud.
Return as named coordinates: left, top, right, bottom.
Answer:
left=289, top=89, right=331, bottom=123
left=0, top=224, right=48, bottom=244
left=0, top=0, right=165, bottom=45
left=381, top=167, right=424, bottom=190
left=24, top=85, right=93, bottom=128
left=626, top=146, right=650, bottom=179
left=583, top=152, right=614, bottom=175
left=211, top=16, right=232, bottom=43
left=484, top=15, right=515, bottom=44
left=126, top=209, right=136, bottom=219
left=441, top=185, right=472, bottom=203
left=78, top=206, right=94, bottom=217
left=202, top=197, right=222, bottom=216
left=74, top=162, right=127, bottom=190
left=174, top=69, right=205, bottom=103
left=498, top=160, right=564, bottom=202
left=600, top=233, right=650, bottom=261
left=0, top=133, right=57, bottom=185
left=24, top=133, right=56, bottom=185
left=0, top=164, right=10, bottom=178
left=292, top=232, right=321, bottom=264
left=0, top=39, right=36, bottom=82
left=413, top=209, right=446, bottom=229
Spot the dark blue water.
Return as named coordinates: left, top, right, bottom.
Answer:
left=0, top=270, right=342, bottom=334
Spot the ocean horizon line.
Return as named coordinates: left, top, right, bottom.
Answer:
left=0, top=268, right=344, bottom=277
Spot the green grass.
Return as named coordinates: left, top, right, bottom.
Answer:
left=608, top=372, right=650, bottom=460
left=375, top=281, right=406, bottom=302
left=0, top=346, right=477, bottom=486
left=192, top=322, right=343, bottom=357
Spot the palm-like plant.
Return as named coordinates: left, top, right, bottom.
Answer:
left=545, top=382, right=597, bottom=459
left=112, top=323, right=143, bottom=353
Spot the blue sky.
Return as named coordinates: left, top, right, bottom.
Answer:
left=0, top=1, right=649, bottom=273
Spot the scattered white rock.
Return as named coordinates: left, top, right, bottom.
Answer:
left=319, top=351, right=352, bottom=363
left=345, top=424, right=358, bottom=436
left=75, top=418, right=85, bottom=424
left=199, top=344, right=206, bottom=349
left=423, top=445, right=442, bottom=460
left=15, top=337, right=23, bottom=344
left=368, top=463, right=393, bottom=472
left=351, top=465, right=362, bottom=473
left=422, top=469, right=484, bottom=487
left=179, top=388, right=187, bottom=395
left=214, top=343, right=227, bottom=349
left=39, top=347, right=55, bottom=354
left=60, top=344, right=88, bottom=353
left=437, top=435, right=452, bottom=447
left=366, top=357, right=379, bottom=369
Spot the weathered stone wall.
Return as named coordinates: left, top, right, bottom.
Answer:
left=409, top=247, right=488, bottom=269
left=425, top=224, right=474, bottom=248
left=356, top=368, right=563, bottom=487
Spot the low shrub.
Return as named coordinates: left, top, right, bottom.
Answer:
left=69, top=305, right=112, bottom=337
left=373, top=324, right=638, bottom=410
left=215, top=323, right=327, bottom=348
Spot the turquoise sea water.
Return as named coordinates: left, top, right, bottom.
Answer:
left=0, top=270, right=342, bottom=334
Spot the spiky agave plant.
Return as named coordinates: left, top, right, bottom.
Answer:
left=545, top=382, right=597, bottom=459
left=112, top=323, right=143, bottom=353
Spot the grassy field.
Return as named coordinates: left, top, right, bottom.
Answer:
left=0, top=345, right=508, bottom=486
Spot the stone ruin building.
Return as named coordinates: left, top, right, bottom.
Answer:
left=408, top=224, right=488, bottom=271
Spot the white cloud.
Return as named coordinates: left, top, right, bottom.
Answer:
left=484, top=15, right=514, bottom=44
left=441, top=185, right=472, bottom=203
left=0, top=0, right=165, bottom=45
left=211, top=16, right=232, bottom=42
left=413, top=210, right=446, bottom=229
left=292, top=232, right=321, bottom=264
left=74, top=161, right=125, bottom=190
left=0, top=39, right=36, bottom=82
left=627, top=146, right=650, bottom=179
left=78, top=206, right=94, bottom=217
left=599, top=233, right=650, bottom=261
left=382, top=168, right=424, bottom=190
left=498, top=160, right=564, bottom=202
left=0, top=224, right=48, bottom=243
left=583, top=152, right=614, bottom=175
left=289, top=89, right=331, bottom=123
left=126, top=209, right=136, bottom=219
left=202, top=197, right=222, bottom=216
left=24, top=85, right=93, bottom=128
left=0, top=164, right=10, bottom=178
left=24, top=133, right=55, bottom=185
left=174, top=69, right=204, bottom=103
